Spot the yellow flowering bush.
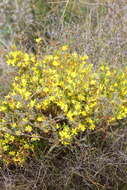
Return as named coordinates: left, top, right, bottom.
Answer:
left=0, top=45, right=127, bottom=165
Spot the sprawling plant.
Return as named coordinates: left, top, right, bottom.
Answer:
left=0, top=43, right=127, bottom=165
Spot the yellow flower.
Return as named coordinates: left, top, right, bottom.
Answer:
left=44, top=55, right=53, bottom=61
left=56, top=124, right=60, bottom=129
left=23, top=53, right=30, bottom=62
left=59, top=101, right=68, bottom=112
left=32, top=76, right=38, bottom=82
left=36, top=104, right=42, bottom=110
left=67, top=111, right=74, bottom=121
left=29, top=100, right=36, bottom=108
left=9, top=151, right=16, bottom=156
left=78, top=94, right=85, bottom=100
left=52, top=60, right=59, bottom=66
left=9, top=135, right=15, bottom=142
left=25, top=125, right=32, bottom=132
left=21, top=78, right=27, bottom=87
left=90, top=80, right=96, bottom=85
left=3, top=145, right=9, bottom=151
left=61, top=45, right=68, bottom=51
left=15, top=131, right=21, bottom=135
left=37, top=116, right=45, bottom=122
left=80, top=55, right=88, bottom=61
left=89, top=124, right=95, bottom=130
left=16, top=101, right=22, bottom=109
left=22, top=118, right=28, bottom=122
left=70, top=72, right=76, bottom=78
left=0, top=106, right=7, bottom=112
left=35, top=37, right=42, bottom=43
left=43, top=87, right=49, bottom=93
left=72, top=52, right=78, bottom=58
left=24, top=144, right=30, bottom=149
left=78, top=123, right=86, bottom=132
left=59, top=127, right=72, bottom=144
left=81, top=111, right=87, bottom=116
left=12, top=123, right=17, bottom=128
left=71, top=128, right=77, bottom=135
left=75, top=103, right=81, bottom=111
left=9, top=101, right=15, bottom=109
left=23, top=91, right=31, bottom=100
left=106, top=71, right=111, bottom=76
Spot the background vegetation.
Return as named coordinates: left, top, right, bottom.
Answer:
left=0, top=0, right=127, bottom=189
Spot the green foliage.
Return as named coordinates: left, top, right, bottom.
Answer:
left=0, top=44, right=127, bottom=165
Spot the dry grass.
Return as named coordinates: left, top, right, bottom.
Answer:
left=0, top=0, right=127, bottom=189
left=0, top=127, right=127, bottom=190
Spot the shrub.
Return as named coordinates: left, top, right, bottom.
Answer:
left=0, top=44, right=127, bottom=165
